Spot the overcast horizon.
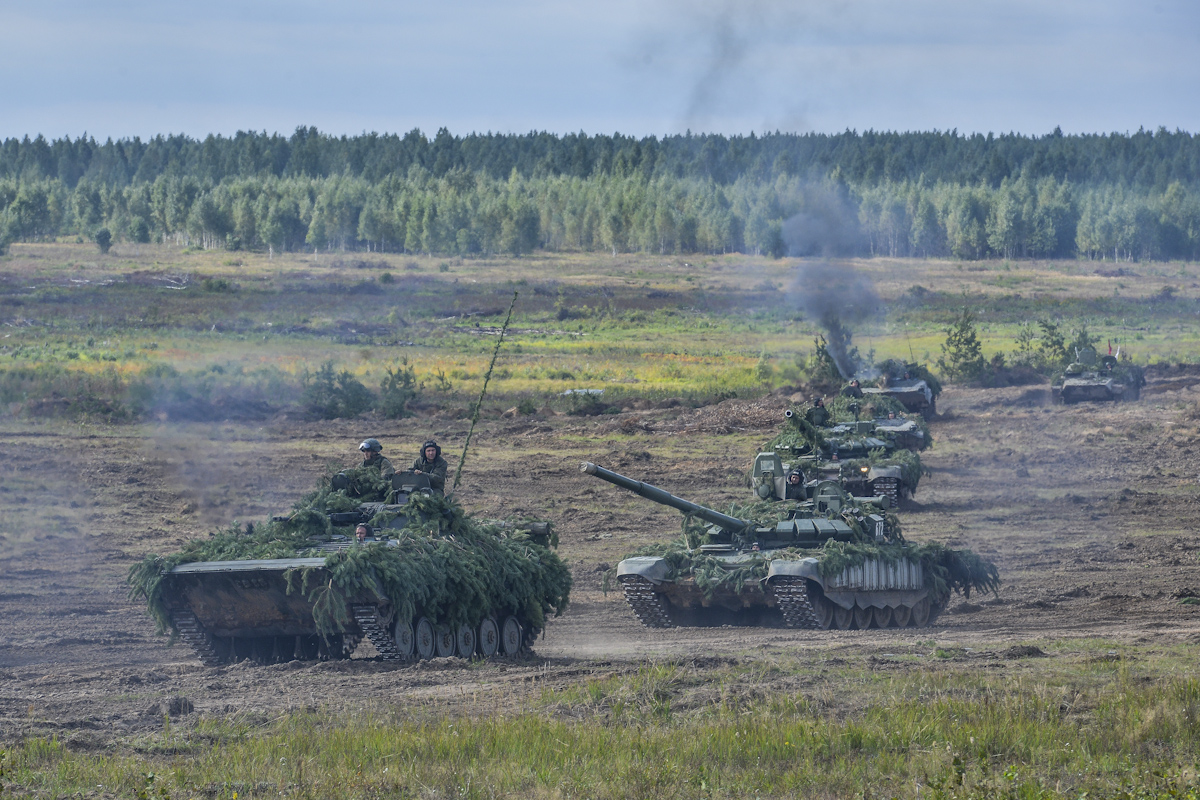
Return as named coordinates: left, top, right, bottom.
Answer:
left=2, top=0, right=1198, bottom=141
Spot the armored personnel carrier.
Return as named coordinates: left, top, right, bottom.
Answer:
left=862, top=360, right=942, bottom=419
left=1053, top=347, right=1144, bottom=404
left=128, top=468, right=571, bottom=665
left=585, top=462, right=997, bottom=630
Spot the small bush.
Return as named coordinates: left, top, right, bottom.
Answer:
left=94, top=227, right=112, bottom=254
left=201, top=277, right=234, bottom=293
left=378, top=359, right=420, bottom=419
left=379, top=272, right=395, bottom=284
left=302, top=361, right=374, bottom=420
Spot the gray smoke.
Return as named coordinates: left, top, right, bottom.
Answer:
left=789, top=262, right=880, bottom=378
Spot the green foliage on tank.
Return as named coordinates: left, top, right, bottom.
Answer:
left=127, top=479, right=571, bottom=639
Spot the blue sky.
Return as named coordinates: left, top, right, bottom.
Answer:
left=1, top=0, right=1197, bottom=139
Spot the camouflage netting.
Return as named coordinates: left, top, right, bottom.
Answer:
left=620, top=535, right=998, bottom=604
left=605, top=498, right=998, bottom=602
left=875, top=359, right=943, bottom=398
left=127, top=473, right=572, bottom=639
left=764, top=400, right=927, bottom=493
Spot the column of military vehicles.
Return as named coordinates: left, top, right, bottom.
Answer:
left=132, top=341, right=1143, bottom=662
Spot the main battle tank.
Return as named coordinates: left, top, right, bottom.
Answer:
left=761, top=403, right=925, bottom=506
left=585, top=463, right=998, bottom=631
left=861, top=359, right=942, bottom=419
left=1053, top=347, right=1144, bottom=404
left=128, top=468, right=572, bottom=665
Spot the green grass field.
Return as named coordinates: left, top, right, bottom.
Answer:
left=6, top=644, right=1200, bottom=799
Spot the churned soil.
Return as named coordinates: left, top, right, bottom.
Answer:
left=3, top=376, right=1200, bottom=743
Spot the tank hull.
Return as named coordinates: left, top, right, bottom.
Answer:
left=617, top=554, right=942, bottom=630
left=159, top=557, right=537, bottom=665
left=862, top=382, right=936, bottom=419
left=1054, top=376, right=1140, bottom=404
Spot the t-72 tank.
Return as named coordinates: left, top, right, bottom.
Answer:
left=584, top=462, right=997, bottom=631
left=861, top=360, right=942, bottom=419
left=128, top=472, right=571, bottom=666
left=1053, top=347, right=1144, bottom=404
left=762, top=406, right=924, bottom=506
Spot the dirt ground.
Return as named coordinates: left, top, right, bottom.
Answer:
left=3, top=378, right=1200, bottom=744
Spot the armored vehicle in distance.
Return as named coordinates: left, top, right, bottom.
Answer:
left=1053, top=347, right=1144, bottom=404
left=585, top=462, right=997, bottom=631
left=862, top=360, right=942, bottom=419
left=762, top=403, right=926, bottom=506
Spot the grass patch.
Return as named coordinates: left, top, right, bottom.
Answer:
left=7, top=651, right=1200, bottom=798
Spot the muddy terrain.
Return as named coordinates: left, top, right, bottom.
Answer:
left=2, top=379, right=1200, bottom=744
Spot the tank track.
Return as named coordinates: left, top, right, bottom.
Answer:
left=619, top=576, right=674, bottom=628
left=172, top=611, right=228, bottom=666
left=351, top=605, right=406, bottom=661
left=772, top=578, right=821, bottom=629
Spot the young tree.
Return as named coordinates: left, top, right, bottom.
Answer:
left=937, top=308, right=986, bottom=382
left=94, top=227, right=112, bottom=254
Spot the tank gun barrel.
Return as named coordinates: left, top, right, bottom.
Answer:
left=580, top=462, right=749, bottom=532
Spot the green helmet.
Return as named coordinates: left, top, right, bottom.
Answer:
left=359, top=438, right=383, bottom=453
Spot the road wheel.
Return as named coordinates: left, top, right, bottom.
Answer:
left=435, top=626, right=455, bottom=657
left=831, top=604, right=854, bottom=630
left=455, top=624, right=476, bottom=658
left=414, top=617, right=436, bottom=659
left=812, top=595, right=835, bottom=630
left=872, top=606, right=894, bottom=628
left=500, top=615, right=522, bottom=656
left=478, top=617, right=499, bottom=658
left=911, top=598, right=932, bottom=627
left=393, top=620, right=415, bottom=659
left=892, top=605, right=912, bottom=628
left=853, top=606, right=873, bottom=630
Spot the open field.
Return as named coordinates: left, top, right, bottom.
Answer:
left=3, top=245, right=1200, bottom=797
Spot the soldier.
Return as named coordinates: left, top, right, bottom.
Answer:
left=358, top=438, right=396, bottom=479
left=411, top=440, right=449, bottom=495
left=804, top=397, right=829, bottom=427
left=841, top=379, right=864, bottom=399
left=355, top=523, right=373, bottom=543
left=785, top=470, right=807, bottom=500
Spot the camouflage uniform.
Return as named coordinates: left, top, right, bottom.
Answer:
left=410, top=454, right=448, bottom=494
left=362, top=453, right=396, bottom=479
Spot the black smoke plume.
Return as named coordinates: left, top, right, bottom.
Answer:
left=789, top=263, right=880, bottom=378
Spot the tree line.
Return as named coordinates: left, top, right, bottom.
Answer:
left=0, top=127, right=1198, bottom=261
left=3, top=127, right=1199, bottom=191
left=1, top=168, right=1197, bottom=261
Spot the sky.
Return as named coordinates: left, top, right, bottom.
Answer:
left=1, top=0, right=1198, bottom=140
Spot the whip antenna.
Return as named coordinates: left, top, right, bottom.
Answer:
left=451, top=291, right=518, bottom=494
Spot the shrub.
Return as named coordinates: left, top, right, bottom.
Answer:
left=378, top=359, right=420, bottom=419
left=94, top=227, right=112, bottom=254
left=302, top=361, right=374, bottom=420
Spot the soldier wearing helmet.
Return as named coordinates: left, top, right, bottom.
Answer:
left=785, top=469, right=807, bottom=500
left=411, top=440, right=448, bottom=495
left=358, top=438, right=396, bottom=479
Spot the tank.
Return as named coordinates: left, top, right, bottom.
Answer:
left=861, top=360, right=942, bottom=419
left=584, top=462, right=998, bottom=631
left=1053, top=347, right=1144, bottom=404
left=762, top=406, right=925, bottom=506
left=128, top=469, right=572, bottom=665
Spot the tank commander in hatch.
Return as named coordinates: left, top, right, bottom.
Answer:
left=355, top=524, right=374, bottom=543
left=785, top=470, right=807, bottom=500
left=358, top=438, right=396, bottom=479
left=411, top=439, right=449, bottom=495
left=805, top=397, right=829, bottom=427
left=841, top=379, right=864, bottom=399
